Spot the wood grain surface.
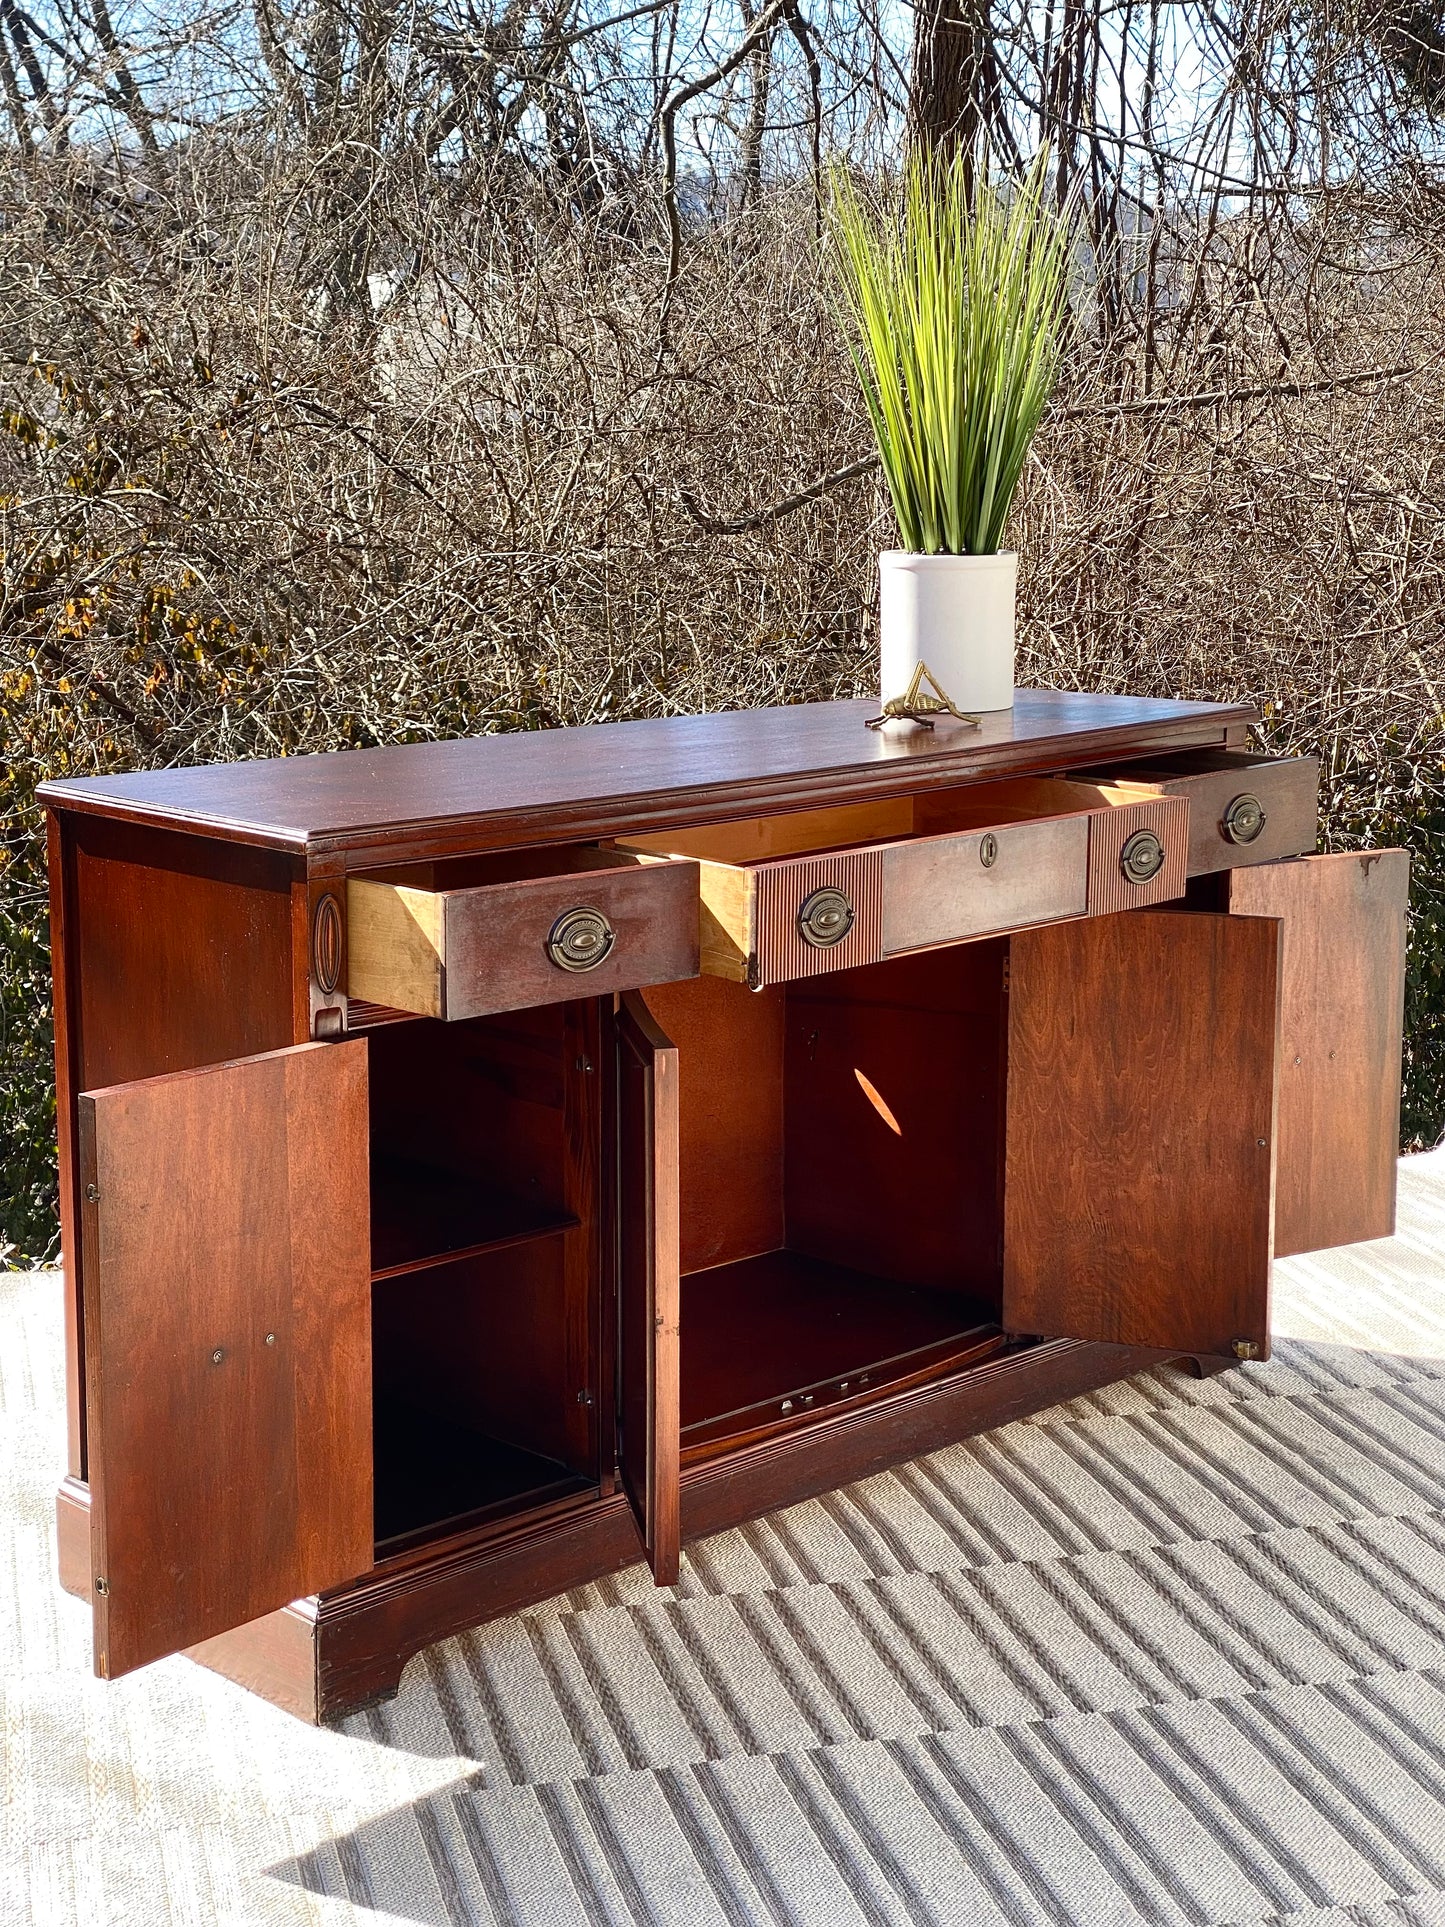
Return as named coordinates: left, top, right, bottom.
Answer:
left=1228, top=850, right=1408, bottom=1256
left=79, top=1038, right=372, bottom=1678
left=38, top=690, right=1254, bottom=859
left=70, top=816, right=297, bottom=1090
left=1004, top=910, right=1279, bottom=1356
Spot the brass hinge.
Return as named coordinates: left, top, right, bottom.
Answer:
left=1232, top=1339, right=1262, bottom=1361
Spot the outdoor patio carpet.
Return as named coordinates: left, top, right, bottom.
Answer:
left=10, top=1157, right=1445, bottom=1923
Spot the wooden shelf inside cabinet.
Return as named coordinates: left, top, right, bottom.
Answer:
left=680, top=1249, right=1006, bottom=1454
left=369, top=1154, right=580, bottom=1280
left=372, top=1399, right=593, bottom=1552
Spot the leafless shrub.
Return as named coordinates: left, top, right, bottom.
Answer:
left=3, top=0, right=1445, bottom=1253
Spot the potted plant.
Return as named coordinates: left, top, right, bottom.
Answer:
left=830, top=149, right=1074, bottom=714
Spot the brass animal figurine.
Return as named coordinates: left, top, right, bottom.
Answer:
left=866, top=662, right=983, bottom=731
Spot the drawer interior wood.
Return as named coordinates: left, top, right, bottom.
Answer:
left=621, top=775, right=1169, bottom=867
left=621, top=776, right=1185, bottom=983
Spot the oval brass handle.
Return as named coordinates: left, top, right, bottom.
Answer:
left=797, top=886, right=855, bottom=949
left=1120, top=829, right=1166, bottom=885
left=1222, top=792, right=1267, bottom=845
left=545, top=906, right=615, bottom=972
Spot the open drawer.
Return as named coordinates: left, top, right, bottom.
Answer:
left=348, top=845, right=700, bottom=1019
left=620, top=778, right=1188, bottom=987
left=1068, top=749, right=1319, bottom=874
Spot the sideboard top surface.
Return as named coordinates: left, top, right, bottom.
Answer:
left=38, top=689, right=1256, bottom=860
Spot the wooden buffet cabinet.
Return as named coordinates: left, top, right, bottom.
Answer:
left=38, top=691, right=1409, bottom=1723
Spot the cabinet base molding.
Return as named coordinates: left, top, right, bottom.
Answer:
left=57, top=1337, right=1211, bottom=1724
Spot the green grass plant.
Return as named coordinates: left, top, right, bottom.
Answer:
left=829, top=148, right=1074, bottom=556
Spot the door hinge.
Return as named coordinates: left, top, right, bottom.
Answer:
left=1232, top=1339, right=1262, bottom=1361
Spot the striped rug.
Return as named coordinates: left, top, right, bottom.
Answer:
left=8, top=1154, right=1445, bottom=1924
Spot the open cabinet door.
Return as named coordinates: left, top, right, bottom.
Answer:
left=1004, top=911, right=1280, bottom=1360
left=78, top=1039, right=371, bottom=1678
left=1227, top=851, right=1408, bottom=1257
left=615, top=992, right=681, bottom=1585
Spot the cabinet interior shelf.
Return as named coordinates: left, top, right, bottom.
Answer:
left=680, top=1249, right=1005, bottom=1452
left=373, top=1400, right=592, bottom=1551
left=369, top=1154, right=579, bottom=1281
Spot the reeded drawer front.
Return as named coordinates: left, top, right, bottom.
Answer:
left=348, top=847, right=700, bottom=1019
left=1069, top=750, right=1319, bottom=874
left=622, top=777, right=1190, bottom=987
left=1083, top=794, right=1189, bottom=913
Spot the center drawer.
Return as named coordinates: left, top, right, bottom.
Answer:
left=347, top=846, right=700, bottom=1019
left=621, top=779, right=1188, bottom=987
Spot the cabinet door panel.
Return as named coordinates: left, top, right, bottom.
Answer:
left=79, top=1039, right=371, bottom=1678
left=1004, top=911, right=1279, bottom=1358
left=1227, top=851, right=1408, bottom=1257
left=615, top=993, right=681, bottom=1585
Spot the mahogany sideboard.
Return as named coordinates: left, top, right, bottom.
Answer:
left=37, top=691, right=1409, bottom=1722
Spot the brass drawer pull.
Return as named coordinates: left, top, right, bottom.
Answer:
left=545, top=906, right=615, bottom=972
left=797, top=886, right=855, bottom=949
left=1222, top=792, right=1267, bottom=845
left=1120, top=829, right=1166, bottom=885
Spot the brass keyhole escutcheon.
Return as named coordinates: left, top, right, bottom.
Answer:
left=545, top=906, right=616, bottom=972
left=1120, top=829, right=1166, bottom=885
left=797, top=886, right=855, bottom=949
left=1222, top=792, right=1266, bottom=845
left=979, top=833, right=999, bottom=869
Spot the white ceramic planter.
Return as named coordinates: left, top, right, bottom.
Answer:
left=878, top=550, right=1018, bottom=714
